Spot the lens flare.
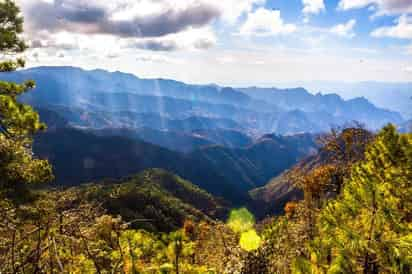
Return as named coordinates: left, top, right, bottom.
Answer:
left=239, top=230, right=262, bottom=252
left=227, top=207, right=255, bottom=233
left=227, top=208, right=262, bottom=251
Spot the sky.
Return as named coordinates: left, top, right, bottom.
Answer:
left=15, top=0, right=412, bottom=86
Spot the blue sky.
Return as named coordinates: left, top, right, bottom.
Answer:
left=16, top=0, right=412, bottom=85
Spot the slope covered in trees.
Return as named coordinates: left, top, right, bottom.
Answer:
left=3, top=124, right=410, bottom=273
left=56, top=169, right=229, bottom=232
left=33, top=126, right=317, bottom=204
left=250, top=126, right=374, bottom=216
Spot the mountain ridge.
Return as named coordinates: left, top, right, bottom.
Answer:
left=1, top=66, right=403, bottom=135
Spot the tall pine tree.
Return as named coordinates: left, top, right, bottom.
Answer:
left=0, top=0, right=52, bottom=188
left=295, top=125, right=412, bottom=273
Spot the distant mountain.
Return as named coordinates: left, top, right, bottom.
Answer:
left=93, top=127, right=214, bottom=153
left=36, top=108, right=70, bottom=129
left=0, top=66, right=403, bottom=135
left=92, top=127, right=254, bottom=153
left=239, top=87, right=403, bottom=129
left=0, top=66, right=275, bottom=112
left=40, top=105, right=244, bottom=132
left=57, top=169, right=229, bottom=232
left=191, top=129, right=254, bottom=148
left=285, top=81, right=412, bottom=119
left=33, top=127, right=316, bottom=204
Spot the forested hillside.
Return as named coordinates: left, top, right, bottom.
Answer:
left=33, top=124, right=317, bottom=204
left=49, top=169, right=229, bottom=232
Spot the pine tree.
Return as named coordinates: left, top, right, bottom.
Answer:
left=295, top=125, right=412, bottom=273
left=0, top=0, right=53, bottom=188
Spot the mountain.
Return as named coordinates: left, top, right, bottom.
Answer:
left=33, top=126, right=317, bottom=204
left=0, top=66, right=403, bottom=135
left=13, top=66, right=251, bottom=105
left=92, top=128, right=253, bottom=153
left=283, top=81, right=412, bottom=119
left=188, top=133, right=318, bottom=191
left=52, top=169, right=229, bottom=232
left=249, top=172, right=302, bottom=218
left=191, top=129, right=254, bottom=148
left=249, top=127, right=373, bottom=217
left=33, top=126, right=249, bottom=204
left=92, top=127, right=214, bottom=153
left=0, top=66, right=275, bottom=113
left=39, top=105, right=244, bottom=132
left=239, top=87, right=403, bottom=129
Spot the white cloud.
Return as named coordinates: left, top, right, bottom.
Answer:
left=125, top=26, right=217, bottom=51
left=211, top=0, right=265, bottom=23
left=330, top=19, right=357, bottom=38
left=217, top=56, right=236, bottom=64
left=135, top=53, right=182, bottom=64
left=17, top=0, right=264, bottom=35
left=338, top=0, right=375, bottom=10
left=404, top=66, right=412, bottom=72
left=239, top=8, right=297, bottom=36
left=107, top=0, right=265, bottom=24
left=371, top=15, right=412, bottom=39
left=338, top=0, right=412, bottom=16
left=303, top=0, right=326, bottom=15
left=17, top=0, right=267, bottom=53
left=17, top=0, right=216, bottom=37
left=30, top=26, right=217, bottom=54
left=28, top=31, right=123, bottom=52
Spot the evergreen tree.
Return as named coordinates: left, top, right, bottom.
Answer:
left=0, top=0, right=53, bottom=188
left=295, top=125, right=412, bottom=273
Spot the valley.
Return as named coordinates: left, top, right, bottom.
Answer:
left=2, top=66, right=406, bottom=209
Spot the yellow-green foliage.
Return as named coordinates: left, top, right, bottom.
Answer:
left=294, top=125, right=412, bottom=273
left=0, top=0, right=53, bottom=188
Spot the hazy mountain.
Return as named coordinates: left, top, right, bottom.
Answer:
left=0, top=66, right=275, bottom=111
left=0, top=66, right=403, bottom=135
left=92, top=127, right=254, bottom=153
left=191, top=129, right=254, bottom=148
left=92, top=127, right=214, bottom=153
left=37, top=105, right=244, bottom=132
left=283, top=81, right=412, bottom=119
left=239, top=87, right=403, bottom=129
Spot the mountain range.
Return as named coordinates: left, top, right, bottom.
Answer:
left=284, top=81, right=412, bottom=120
left=34, top=120, right=317, bottom=204
left=2, top=66, right=407, bottom=208
left=0, top=66, right=403, bottom=136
